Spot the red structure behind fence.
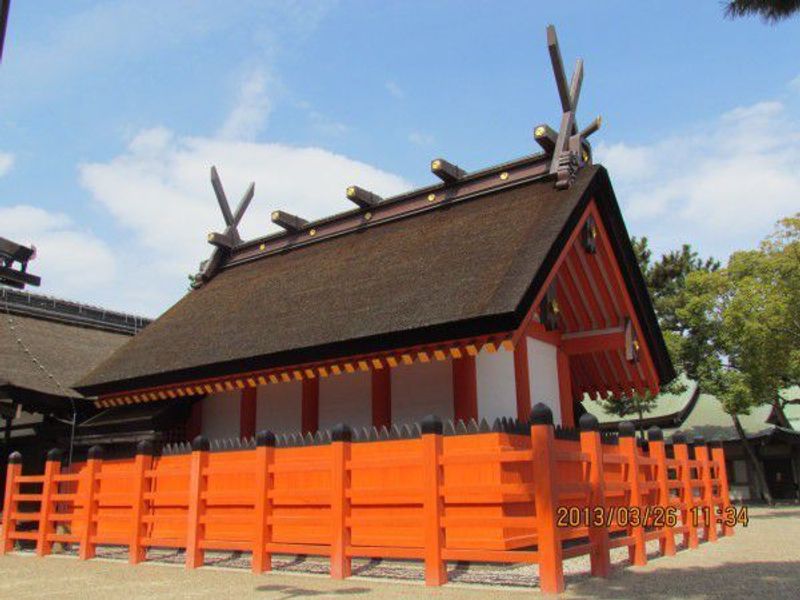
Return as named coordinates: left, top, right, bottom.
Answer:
left=0, top=405, right=733, bottom=594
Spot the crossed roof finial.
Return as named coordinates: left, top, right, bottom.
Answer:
left=193, top=166, right=254, bottom=287
left=536, top=25, right=602, bottom=190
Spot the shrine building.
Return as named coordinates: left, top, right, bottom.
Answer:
left=74, top=30, right=674, bottom=445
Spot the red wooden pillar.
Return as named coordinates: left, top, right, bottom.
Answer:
left=79, top=446, right=102, bottom=560
left=371, top=368, right=392, bottom=428
left=711, top=444, right=734, bottom=537
left=36, top=448, right=62, bottom=557
left=452, top=356, right=477, bottom=422
left=529, top=404, right=564, bottom=594
left=185, top=436, right=209, bottom=569
left=648, top=427, right=676, bottom=556
left=252, top=431, right=275, bottom=574
left=129, top=441, right=153, bottom=564
left=421, top=416, right=446, bottom=586
left=579, top=414, right=610, bottom=577
left=330, top=424, right=352, bottom=579
left=513, top=339, right=531, bottom=422
left=619, top=423, right=647, bottom=566
left=556, top=348, right=575, bottom=427
left=301, top=379, right=319, bottom=434
left=240, top=388, right=257, bottom=439
left=0, top=451, right=22, bottom=554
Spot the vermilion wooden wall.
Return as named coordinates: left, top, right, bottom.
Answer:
left=0, top=406, right=734, bottom=594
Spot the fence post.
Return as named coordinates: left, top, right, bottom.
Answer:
left=185, top=435, right=208, bottom=569
left=673, top=434, right=698, bottom=549
left=79, top=446, right=103, bottom=560
left=529, top=403, right=564, bottom=595
left=252, top=430, right=275, bottom=574
left=130, top=440, right=153, bottom=564
left=421, top=415, right=446, bottom=586
left=1, top=451, right=22, bottom=554
left=694, top=438, right=718, bottom=543
left=711, top=443, right=734, bottom=537
left=330, top=423, right=352, bottom=580
left=647, top=427, right=675, bottom=556
left=579, top=413, right=610, bottom=577
left=36, top=448, right=61, bottom=557
left=618, top=422, right=646, bottom=566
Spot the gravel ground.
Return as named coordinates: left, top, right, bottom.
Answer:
left=0, top=505, right=797, bottom=599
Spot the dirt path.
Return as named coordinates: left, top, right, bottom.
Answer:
left=0, top=505, right=797, bottom=599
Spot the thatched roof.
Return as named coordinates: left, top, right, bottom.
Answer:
left=77, top=164, right=672, bottom=396
left=0, top=289, right=146, bottom=407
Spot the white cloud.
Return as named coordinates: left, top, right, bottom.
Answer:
left=594, top=94, right=800, bottom=261
left=408, top=131, right=435, bottom=146
left=0, top=205, right=117, bottom=298
left=79, top=128, right=411, bottom=314
left=0, top=152, right=13, bottom=177
left=218, top=69, right=273, bottom=141
left=385, top=81, right=405, bottom=99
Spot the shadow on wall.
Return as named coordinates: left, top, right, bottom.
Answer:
left=565, top=560, right=799, bottom=600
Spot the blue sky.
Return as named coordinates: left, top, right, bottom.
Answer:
left=1, top=1, right=799, bottom=317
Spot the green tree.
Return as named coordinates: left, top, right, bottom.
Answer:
left=676, top=214, right=800, bottom=503
left=598, top=390, right=658, bottom=440
left=724, top=0, right=800, bottom=22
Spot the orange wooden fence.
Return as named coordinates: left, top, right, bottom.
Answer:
left=0, top=404, right=734, bottom=594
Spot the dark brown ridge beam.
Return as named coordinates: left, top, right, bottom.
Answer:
left=430, top=158, right=466, bottom=184
left=346, top=185, right=382, bottom=208
left=271, top=210, right=309, bottom=233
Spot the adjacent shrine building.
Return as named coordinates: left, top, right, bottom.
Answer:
left=75, top=28, right=674, bottom=443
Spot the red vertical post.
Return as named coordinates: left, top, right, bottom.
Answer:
left=421, top=415, right=446, bottom=586
left=301, top=379, right=319, bottom=434
left=647, top=427, right=676, bottom=556
left=694, top=439, right=718, bottom=542
left=513, top=339, right=532, bottom=422
left=0, top=451, right=22, bottom=554
left=579, top=413, right=610, bottom=577
left=129, top=441, right=153, bottom=564
left=185, top=436, right=208, bottom=569
left=252, top=431, right=275, bottom=574
left=452, top=356, right=478, bottom=422
left=618, top=423, right=646, bottom=566
left=529, top=403, right=564, bottom=594
left=36, top=448, right=61, bottom=557
left=673, top=435, right=698, bottom=549
left=711, top=444, right=734, bottom=537
left=330, top=424, right=352, bottom=579
left=556, top=348, right=574, bottom=427
left=79, top=446, right=103, bottom=560
left=240, top=388, right=257, bottom=439
left=371, top=369, right=392, bottom=428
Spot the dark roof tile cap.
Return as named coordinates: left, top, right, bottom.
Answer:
left=529, top=403, right=554, bottom=426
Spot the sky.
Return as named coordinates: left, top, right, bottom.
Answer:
left=1, top=1, right=799, bottom=318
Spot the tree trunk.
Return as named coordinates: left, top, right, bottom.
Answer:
left=731, top=414, right=773, bottom=505
left=771, top=399, right=792, bottom=429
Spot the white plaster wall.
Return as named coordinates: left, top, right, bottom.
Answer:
left=391, top=360, right=453, bottom=426
left=527, top=337, right=562, bottom=424
left=201, top=390, right=240, bottom=440
left=256, top=381, right=302, bottom=434
left=476, top=351, right=517, bottom=422
left=319, top=371, right=372, bottom=430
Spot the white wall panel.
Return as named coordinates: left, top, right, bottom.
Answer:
left=319, top=371, right=372, bottom=430
left=527, top=337, right=562, bottom=424
left=391, top=360, right=453, bottom=426
left=201, top=390, right=240, bottom=441
left=256, top=381, right=302, bottom=434
left=476, top=351, right=517, bottom=422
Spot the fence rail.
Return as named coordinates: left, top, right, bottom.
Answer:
left=0, top=404, right=734, bottom=594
